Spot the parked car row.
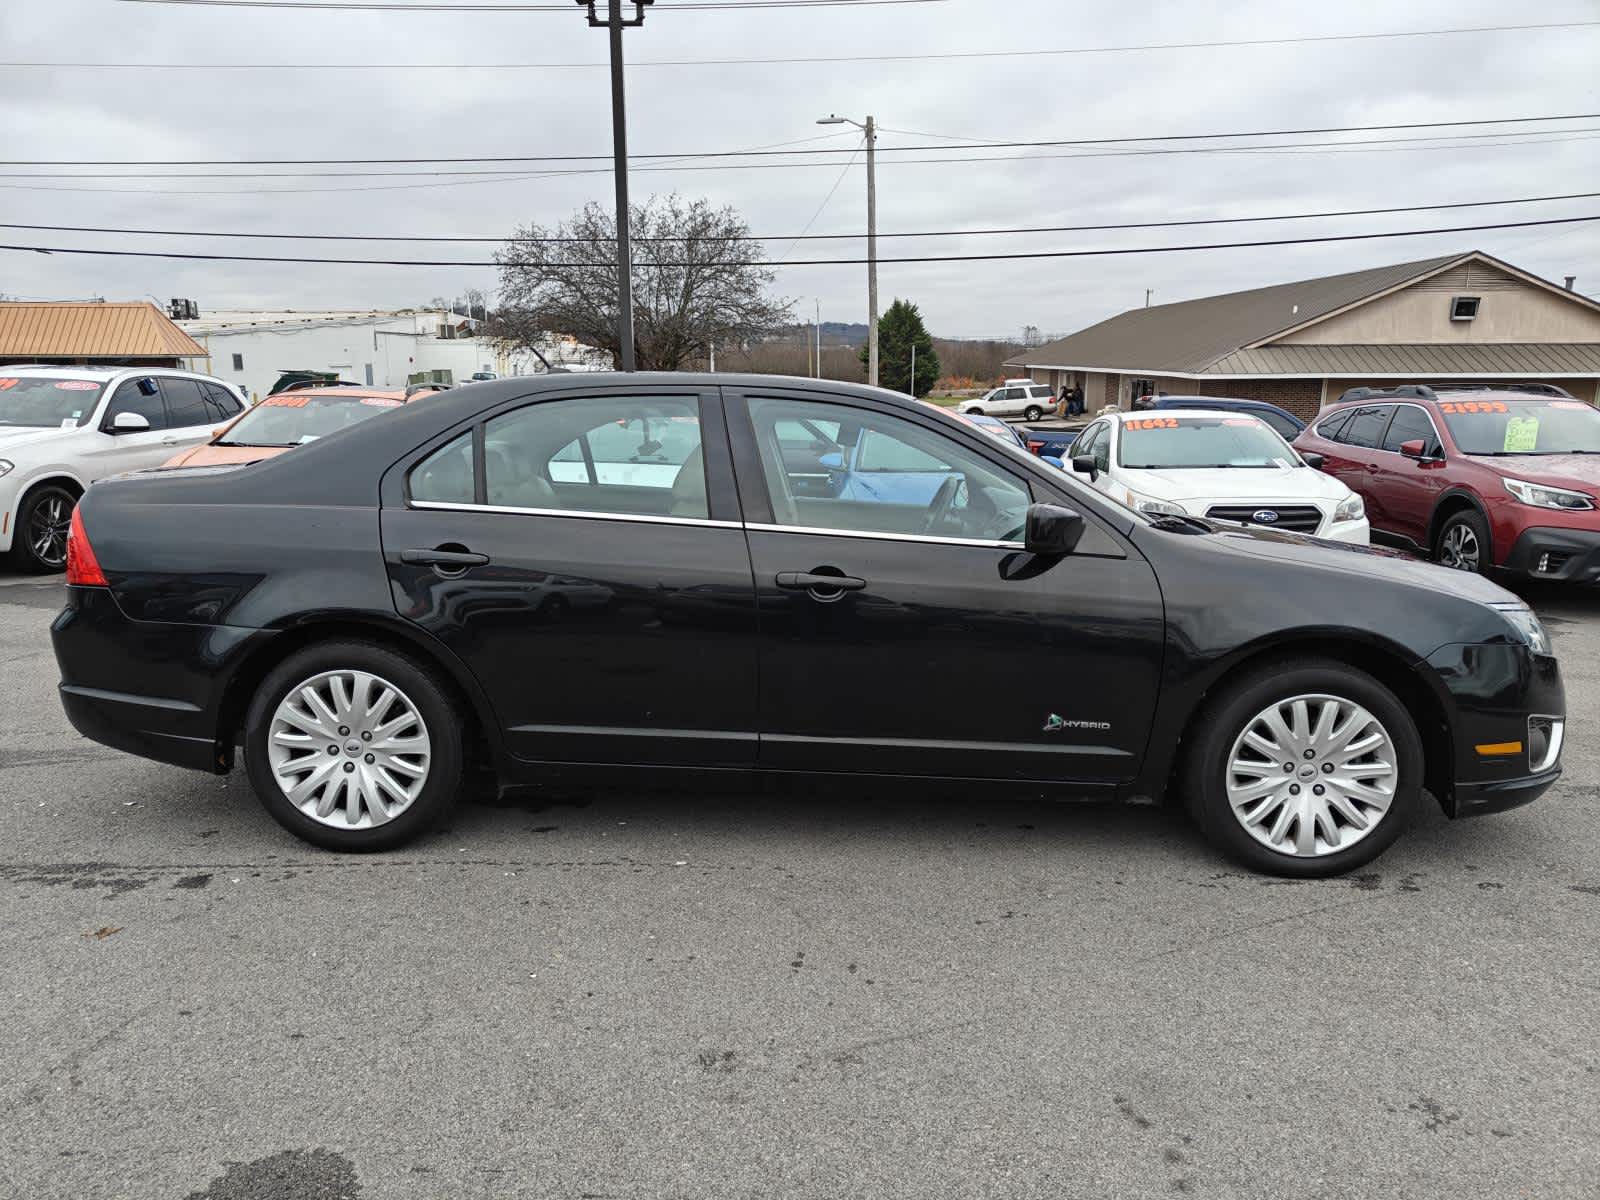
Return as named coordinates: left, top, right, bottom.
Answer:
left=50, top=373, right=1564, bottom=878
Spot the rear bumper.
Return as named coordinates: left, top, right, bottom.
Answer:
left=1502, top=525, right=1600, bottom=582
left=51, top=585, right=272, bottom=774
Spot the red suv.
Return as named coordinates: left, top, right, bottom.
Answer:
left=1293, top=385, right=1600, bottom=580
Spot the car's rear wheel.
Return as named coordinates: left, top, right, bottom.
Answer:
left=244, top=640, right=465, bottom=851
left=1434, top=508, right=1492, bottom=575
left=965, top=407, right=985, bottom=416
left=1023, top=405, right=1043, bottom=422
left=1185, top=658, right=1421, bottom=876
left=9, top=484, right=76, bottom=574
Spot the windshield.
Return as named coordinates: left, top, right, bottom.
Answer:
left=219, top=393, right=401, bottom=446
left=1118, top=415, right=1299, bottom=469
left=1436, top=398, right=1600, bottom=455
left=0, top=377, right=103, bottom=427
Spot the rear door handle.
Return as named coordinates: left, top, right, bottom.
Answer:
left=776, top=570, right=866, bottom=592
left=400, top=548, right=490, bottom=567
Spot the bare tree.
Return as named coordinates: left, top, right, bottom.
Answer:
left=495, top=195, right=791, bottom=371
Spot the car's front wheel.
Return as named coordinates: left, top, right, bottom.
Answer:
left=965, top=407, right=985, bottom=416
left=1434, top=508, right=1492, bottom=575
left=1023, top=405, right=1043, bottom=422
left=9, top=484, right=77, bottom=573
left=243, top=640, right=466, bottom=851
left=1185, top=658, right=1421, bottom=876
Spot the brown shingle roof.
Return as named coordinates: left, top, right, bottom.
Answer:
left=1207, top=342, right=1600, bottom=377
left=1008, top=252, right=1470, bottom=374
left=0, top=302, right=206, bottom=359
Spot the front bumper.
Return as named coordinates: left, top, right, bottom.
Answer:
left=1426, top=641, right=1565, bottom=818
left=1503, top=525, right=1600, bottom=583
left=1320, top=517, right=1370, bottom=545
left=51, top=585, right=272, bottom=774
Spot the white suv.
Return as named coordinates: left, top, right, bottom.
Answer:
left=963, top=379, right=1056, bottom=421
left=0, top=366, right=246, bottom=571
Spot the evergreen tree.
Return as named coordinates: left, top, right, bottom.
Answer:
left=862, top=298, right=940, bottom=397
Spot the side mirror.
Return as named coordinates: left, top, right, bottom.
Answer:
left=1399, top=439, right=1431, bottom=461
left=1071, top=454, right=1098, bottom=481
left=1041, top=455, right=1065, bottom=469
left=818, top=451, right=845, bottom=470
left=1025, top=503, right=1086, bottom=557
left=109, top=411, right=151, bottom=433
left=1299, top=451, right=1325, bottom=469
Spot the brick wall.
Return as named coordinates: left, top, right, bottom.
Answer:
left=1194, top=378, right=1324, bottom=420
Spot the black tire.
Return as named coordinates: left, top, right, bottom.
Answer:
left=1433, top=507, right=1493, bottom=575
left=243, top=640, right=466, bottom=852
left=1183, top=657, right=1422, bottom=877
left=1023, top=405, right=1044, bottom=422
left=965, top=407, right=985, bottom=416
left=8, top=484, right=77, bottom=574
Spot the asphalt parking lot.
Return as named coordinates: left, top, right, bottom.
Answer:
left=2, top=572, right=1597, bottom=1199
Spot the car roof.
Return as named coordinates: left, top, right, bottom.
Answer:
left=261, top=386, right=409, bottom=402
left=1109, top=408, right=1266, bottom=423
left=0, top=365, right=131, bottom=381
left=1324, top=388, right=1566, bottom=411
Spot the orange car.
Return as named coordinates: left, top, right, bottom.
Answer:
left=160, top=386, right=415, bottom=468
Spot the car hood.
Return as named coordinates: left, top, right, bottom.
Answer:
left=1463, top=453, right=1600, bottom=494
left=161, top=443, right=289, bottom=469
left=0, top=425, right=74, bottom=455
left=1195, top=522, right=1518, bottom=606
left=1119, top=464, right=1349, bottom=503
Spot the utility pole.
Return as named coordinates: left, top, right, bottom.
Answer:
left=909, top=342, right=916, bottom=397
left=816, top=113, right=879, bottom=386
left=1144, top=288, right=1153, bottom=307
left=581, top=0, right=652, bottom=372
left=814, top=299, right=821, bottom=379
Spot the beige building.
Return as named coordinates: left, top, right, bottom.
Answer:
left=1005, top=251, right=1600, bottom=419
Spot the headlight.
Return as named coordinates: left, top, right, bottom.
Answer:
left=0, top=460, right=12, bottom=478
left=1333, top=493, right=1365, bottom=522
left=1490, top=602, right=1551, bottom=655
left=1503, top=476, right=1594, bottom=510
left=1124, top=488, right=1186, bottom=517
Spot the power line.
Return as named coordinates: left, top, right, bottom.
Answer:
left=5, top=112, right=1594, bottom=165
left=4, top=213, right=1597, bottom=269
left=86, top=14, right=1600, bottom=49
left=5, top=191, right=1596, bottom=245
left=116, top=0, right=945, bottom=9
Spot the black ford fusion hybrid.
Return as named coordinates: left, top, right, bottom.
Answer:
left=52, top=374, right=1564, bottom=875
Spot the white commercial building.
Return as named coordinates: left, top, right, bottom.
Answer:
left=178, top=309, right=607, bottom=402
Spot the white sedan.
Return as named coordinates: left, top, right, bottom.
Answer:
left=1065, top=409, right=1369, bottom=543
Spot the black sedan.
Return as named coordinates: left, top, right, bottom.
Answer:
left=51, top=374, right=1565, bottom=875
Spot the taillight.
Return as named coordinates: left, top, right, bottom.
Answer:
left=1026, top=440, right=1045, bottom=454
left=66, top=505, right=108, bottom=587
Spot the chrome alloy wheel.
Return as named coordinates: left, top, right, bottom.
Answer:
left=267, top=669, right=432, bottom=830
left=28, top=493, right=73, bottom=569
left=1438, top=523, right=1481, bottom=571
left=1224, top=693, right=1399, bottom=858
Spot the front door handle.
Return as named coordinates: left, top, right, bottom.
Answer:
left=400, top=548, right=490, bottom=568
left=776, top=570, right=866, bottom=592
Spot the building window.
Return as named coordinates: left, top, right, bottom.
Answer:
left=1450, top=296, right=1480, bottom=321
left=231, top=353, right=245, bottom=371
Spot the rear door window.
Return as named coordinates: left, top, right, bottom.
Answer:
left=161, top=378, right=212, bottom=428
left=201, top=382, right=243, bottom=420
left=1314, top=410, right=1354, bottom=441
left=1340, top=405, right=1391, bottom=449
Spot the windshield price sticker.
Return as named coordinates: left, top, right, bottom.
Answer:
left=1439, top=400, right=1509, bottom=414
left=1125, top=417, right=1180, bottom=430
left=54, top=380, right=100, bottom=391
left=1503, top=416, right=1540, bottom=453
left=1552, top=401, right=1589, bottom=410
left=0, top=379, right=18, bottom=390
left=360, top=397, right=402, bottom=407
left=262, top=395, right=311, bottom=408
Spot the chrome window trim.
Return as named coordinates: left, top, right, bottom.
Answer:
left=407, top=500, right=1022, bottom=548
left=409, top=499, right=741, bottom=530
left=744, top=521, right=1022, bottom=550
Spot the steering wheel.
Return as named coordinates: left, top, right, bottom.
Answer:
left=923, top=474, right=963, bottom=534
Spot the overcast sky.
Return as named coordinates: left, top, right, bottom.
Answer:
left=1, top=0, right=1597, bottom=339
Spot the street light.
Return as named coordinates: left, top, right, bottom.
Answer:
left=817, top=113, right=877, bottom=387
left=579, top=0, right=653, bottom=372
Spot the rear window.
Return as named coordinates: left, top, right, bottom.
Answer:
left=218, top=393, right=400, bottom=446
left=1027, top=386, right=1053, bottom=398
left=0, top=376, right=103, bottom=427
